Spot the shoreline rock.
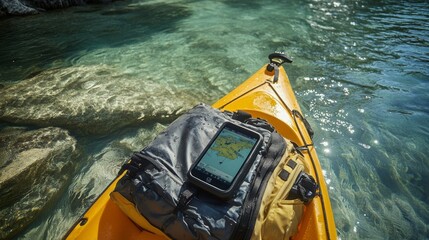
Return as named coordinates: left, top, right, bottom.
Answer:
left=0, top=0, right=38, bottom=16
left=0, top=0, right=112, bottom=17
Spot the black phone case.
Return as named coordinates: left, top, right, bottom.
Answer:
left=188, top=121, right=263, bottom=199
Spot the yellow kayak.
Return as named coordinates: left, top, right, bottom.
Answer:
left=65, top=53, right=337, bottom=240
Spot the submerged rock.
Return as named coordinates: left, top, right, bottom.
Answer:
left=68, top=123, right=166, bottom=209
left=0, top=65, right=198, bottom=135
left=0, top=127, right=80, bottom=240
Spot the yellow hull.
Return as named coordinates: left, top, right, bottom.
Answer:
left=65, top=65, right=337, bottom=240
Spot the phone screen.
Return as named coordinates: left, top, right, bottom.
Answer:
left=190, top=123, right=260, bottom=192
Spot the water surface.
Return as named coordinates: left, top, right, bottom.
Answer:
left=1, top=0, right=428, bottom=239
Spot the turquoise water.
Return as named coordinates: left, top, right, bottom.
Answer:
left=1, top=0, right=428, bottom=239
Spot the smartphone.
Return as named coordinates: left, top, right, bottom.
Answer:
left=188, top=122, right=263, bottom=199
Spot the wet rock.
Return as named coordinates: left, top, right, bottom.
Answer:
left=0, top=0, right=39, bottom=16
left=0, top=65, right=198, bottom=135
left=0, top=0, right=113, bottom=16
left=0, top=127, right=80, bottom=240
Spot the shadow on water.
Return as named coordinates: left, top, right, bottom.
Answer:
left=0, top=2, right=191, bottom=82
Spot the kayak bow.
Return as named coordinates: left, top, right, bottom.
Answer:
left=65, top=53, right=337, bottom=240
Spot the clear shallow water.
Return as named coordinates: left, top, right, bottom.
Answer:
left=1, top=0, right=428, bottom=239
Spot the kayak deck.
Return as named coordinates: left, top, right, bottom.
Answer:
left=213, top=65, right=336, bottom=240
left=65, top=65, right=336, bottom=240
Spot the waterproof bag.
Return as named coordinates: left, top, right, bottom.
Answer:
left=111, top=104, right=317, bottom=240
